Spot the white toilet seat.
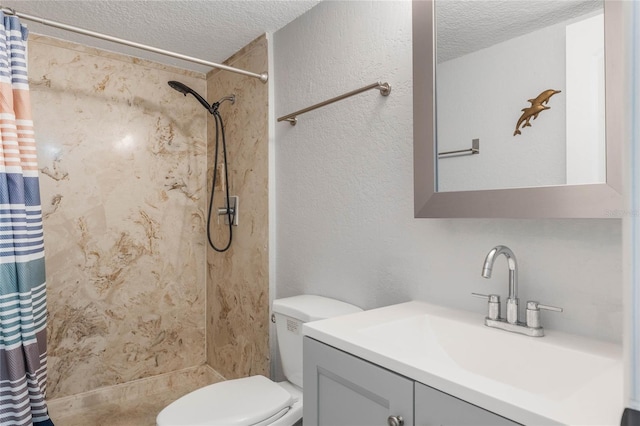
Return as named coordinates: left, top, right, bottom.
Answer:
left=156, top=375, right=294, bottom=426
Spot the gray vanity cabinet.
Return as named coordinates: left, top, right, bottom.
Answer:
left=303, top=337, right=414, bottom=426
left=415, top=382, right=520, bottom=426
left=304, top=337, right=521, bottom=426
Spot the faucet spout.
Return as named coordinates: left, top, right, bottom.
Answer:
left=482, top=245, right=519, bottom=323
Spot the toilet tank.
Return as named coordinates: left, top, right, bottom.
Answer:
left=272, top=295, right=362, bottom=388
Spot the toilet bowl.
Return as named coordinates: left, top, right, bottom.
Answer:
left=156, top=295, right=362, bottom=426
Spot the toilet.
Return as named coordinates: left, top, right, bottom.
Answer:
left=156, top=295, right=363, bottom=426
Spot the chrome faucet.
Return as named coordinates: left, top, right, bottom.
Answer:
left=481, top=245, right=519, bottom=324
left=473, top=245, right=563, bottom=337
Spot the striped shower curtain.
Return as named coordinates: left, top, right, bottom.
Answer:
left=0, top=11, right=54, bottom=426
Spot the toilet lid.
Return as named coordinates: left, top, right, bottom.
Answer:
left=156, top=375, right=294, bottom=426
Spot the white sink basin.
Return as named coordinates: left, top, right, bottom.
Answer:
left=303, top=301, right=623, bottom=425
left=359, top=313, right=618, bottom=399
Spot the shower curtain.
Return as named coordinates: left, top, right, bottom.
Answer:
left=0, top=11, right=54, bottom=426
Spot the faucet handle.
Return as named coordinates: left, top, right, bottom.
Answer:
left=471, top=293, right=499, bottom=302
left=526, top=301, right=563, bottom=330
left=539, top=304, right=563, bottom=312
left=526, top=301, right=563, bottom=313
left=471, top=293, right=500, bottom=320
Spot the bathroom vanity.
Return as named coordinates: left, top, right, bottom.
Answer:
left=304, top=337, right=518, bottom=425
left=302, top=301, right=623, bottom=425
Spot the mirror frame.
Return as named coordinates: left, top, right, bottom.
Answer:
left=413, top=0, right=623, bottom=218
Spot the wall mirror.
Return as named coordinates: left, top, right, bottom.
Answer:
left=413, top=0, right=623, bottom=218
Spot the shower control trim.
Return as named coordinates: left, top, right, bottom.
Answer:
left=217, top=195, right=239, bottom=226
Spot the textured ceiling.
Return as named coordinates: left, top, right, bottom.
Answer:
left=436, top=0, right=602, bottom=62
left=2, top=1, right=603, bottom=75
left=1, top=0, right=321, bottom=75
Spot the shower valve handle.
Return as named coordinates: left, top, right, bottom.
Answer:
left=217, top=207, right=235, bottom=215
left=216, top=196, right=239, bottom=226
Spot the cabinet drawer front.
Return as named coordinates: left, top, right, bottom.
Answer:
left=415, top=382, right=521, bottom=426
left=304, top=337, right=414, bottom=426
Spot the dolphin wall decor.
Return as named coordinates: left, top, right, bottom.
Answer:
left=513, top=89, right=561, bottom=136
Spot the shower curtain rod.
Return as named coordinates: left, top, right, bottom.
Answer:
left=0, top=6, right=269, bottom=83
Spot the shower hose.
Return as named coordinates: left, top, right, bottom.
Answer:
left=208, top=105, right=234, bottom=252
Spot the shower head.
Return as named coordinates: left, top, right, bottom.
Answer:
left=168, top=80, right=212, bottom=113
left=168, top=81, right=236, bottom=114
left=167, top=80, right=190, bottom=95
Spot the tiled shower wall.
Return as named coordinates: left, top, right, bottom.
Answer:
left=205, top=35, right=270, bottom=379
left=29, top=35, right=209, bottom=398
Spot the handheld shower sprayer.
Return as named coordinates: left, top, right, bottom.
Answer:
left=168, top=80, right=236, bottom=252
left=168, top=81, right=235, bottom=115
left=168, top=81, right=210, bottom=112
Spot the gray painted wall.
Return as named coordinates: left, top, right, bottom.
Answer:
left=272, top=1, right=621, bottom=347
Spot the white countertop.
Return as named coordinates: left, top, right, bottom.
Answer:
left=303, top=301, right=623, bottom=425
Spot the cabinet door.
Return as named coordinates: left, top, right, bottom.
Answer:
left=415, top=382, right=521, bottom=426
left=304, top=337, right=414, bottom=426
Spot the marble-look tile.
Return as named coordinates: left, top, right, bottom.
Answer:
left=47, top=365, right=224, bottom=425
left=51, top=400, right=165, bottom=426
left=205, top=35, right=270, bottom=379
left=30, top=34, right=204, bottom=79
left=29, top=35, right=208, bottom=398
